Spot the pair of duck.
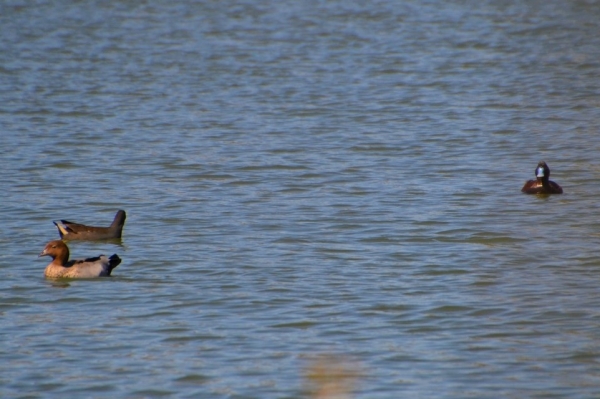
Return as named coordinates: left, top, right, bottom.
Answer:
left=39, top=210, right=126, bottom=279
left=39, top=161, right=563, bottom=279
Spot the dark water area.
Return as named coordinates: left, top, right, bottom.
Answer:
left=2, top=1, right=600, bottom=398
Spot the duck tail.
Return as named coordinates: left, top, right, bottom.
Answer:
left=108, top=254, right=122, bottom=275
left=111, top=210, right=126, bottom=228
left=53, top=220, right=70, bottom=238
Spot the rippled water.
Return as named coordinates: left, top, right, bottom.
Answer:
left=2, top=1, right=600, bottom=398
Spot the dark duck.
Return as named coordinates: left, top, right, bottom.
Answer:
left=53, top=210, right=126, bottom=240
left=521, top=161, right=563, bottom=194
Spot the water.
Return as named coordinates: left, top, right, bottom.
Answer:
left=2, top=1, right=600, bottom=398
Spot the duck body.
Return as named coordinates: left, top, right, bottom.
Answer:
left=39, top=240, right=121, bottom=278
left=53, top=210, right=126, bottom=240
left=521, top=161, right=563, bottom=194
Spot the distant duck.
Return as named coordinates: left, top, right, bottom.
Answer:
left=39, top=240, right=121, bottom=278
left=521, top=161, right=563, bottom=194
left=53, top=210, right=126, bottom=240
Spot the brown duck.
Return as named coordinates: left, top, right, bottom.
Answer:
left=53, top=210, right=126, bottom=240
left=39, top=240, right=122, bottom=278
left=521, top=161, right=563, bottom=194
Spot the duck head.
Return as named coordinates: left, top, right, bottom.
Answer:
left=39, top=240, right=70, bottom=263
left=535, top=161, right=550, bottom=182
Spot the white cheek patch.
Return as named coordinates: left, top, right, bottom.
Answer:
left=536, top=167, right=545, bottom=177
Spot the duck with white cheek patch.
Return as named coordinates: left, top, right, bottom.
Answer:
left=521, top=161, right=563, bottom=194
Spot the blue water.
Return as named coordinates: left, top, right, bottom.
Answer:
left=2, top=1, right=600, bottom=398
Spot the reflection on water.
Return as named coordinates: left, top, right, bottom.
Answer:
left=304, top=354, right=362, bottom=399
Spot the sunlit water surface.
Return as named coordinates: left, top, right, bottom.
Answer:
left=2, top=1, right=600, bottom=398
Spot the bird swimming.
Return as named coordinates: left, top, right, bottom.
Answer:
left=39, top=240, right=121, bottom=278
left=521, top=161, right=563, bottom=194
left=53, top=210, right=126, bottom=240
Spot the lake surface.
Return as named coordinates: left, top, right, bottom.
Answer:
left=2, top=1, right=600, bottom=398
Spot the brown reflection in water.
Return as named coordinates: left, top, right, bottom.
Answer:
left=304, top=354, right=362, bottom=399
